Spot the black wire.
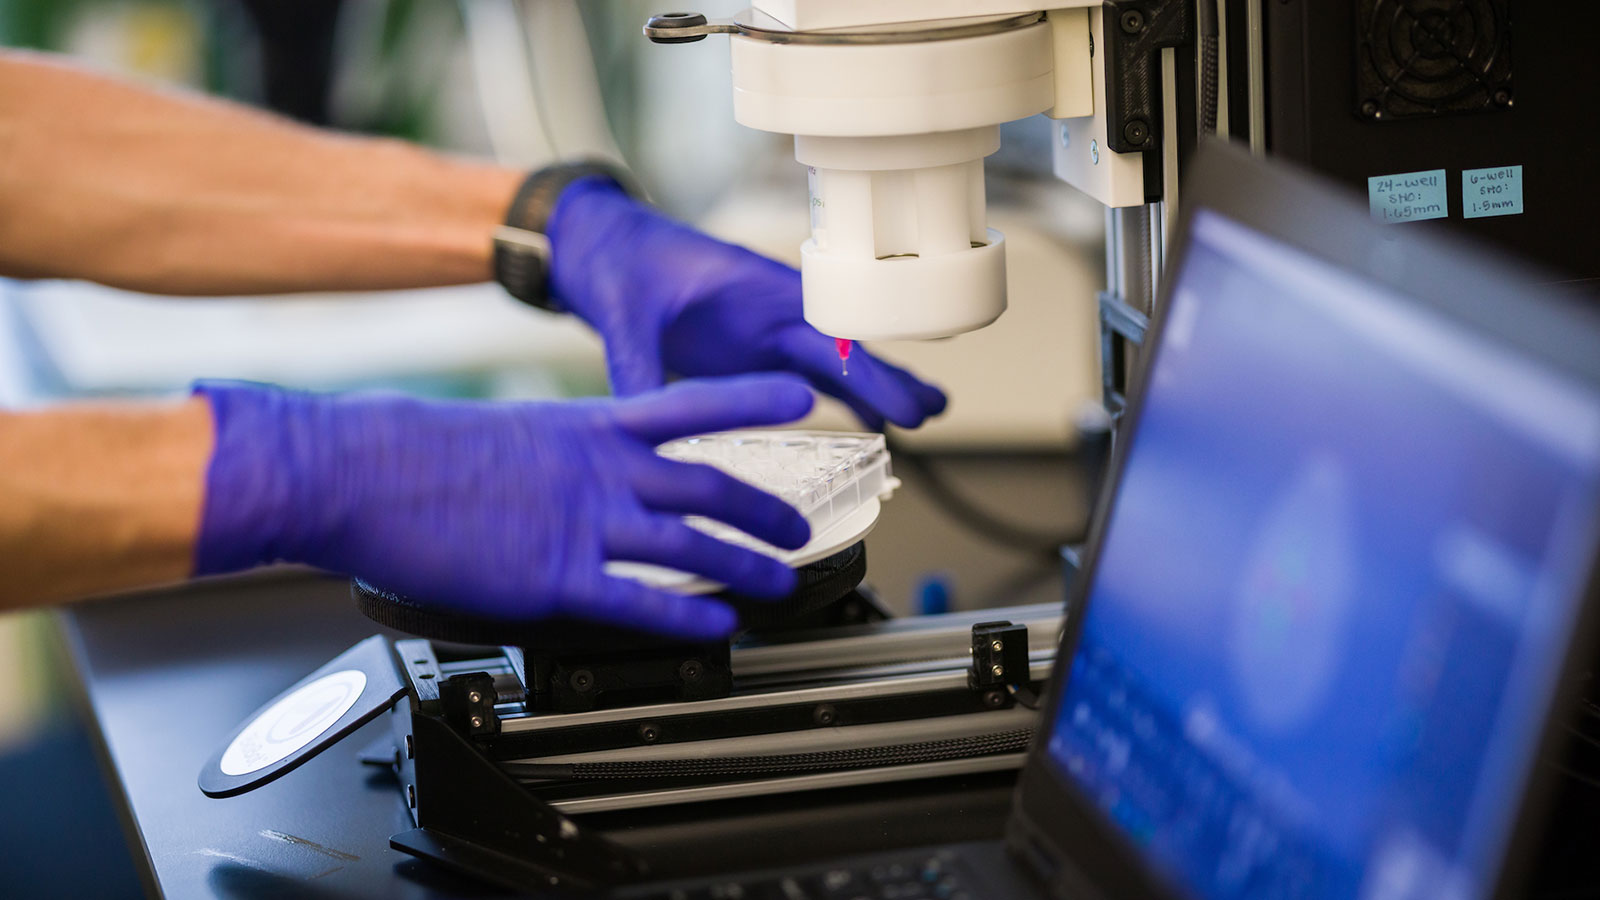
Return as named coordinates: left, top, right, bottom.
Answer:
left=1548, top=762, right=1600, bottom=793
left=985, top=560, right=1067, bottom=608
left=884, top=436, right=1085, bottom=561
left=1558, top=724, right=1600, bottom=754
left=1197, top=0, right=1221, bottom=135
left=1007, top=684, right=1043, bottom=710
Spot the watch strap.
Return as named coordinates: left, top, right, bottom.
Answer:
left=494, top=159, right=639, bottom=312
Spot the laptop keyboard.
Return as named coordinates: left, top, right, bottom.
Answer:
left=633, top=850, right=975, bottom=899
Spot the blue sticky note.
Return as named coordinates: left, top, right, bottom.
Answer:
left=1462, top=165, right=1523, bottom=219
left=1367, top=169, right=1449, bottom=223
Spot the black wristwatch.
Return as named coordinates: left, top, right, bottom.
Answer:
left=492, top=159, right=640, bottom=312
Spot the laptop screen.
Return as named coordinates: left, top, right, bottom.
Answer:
left=1048, top=210, right=1600, bottom=900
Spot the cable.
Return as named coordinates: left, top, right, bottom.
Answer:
left=984, top=560, right=1066, bottom=608
left=1558, top=725, right=1600, bottom=756
left=1548, top=762, right=1600, bottom=793
left=1007, top=684, right=1042, bottom=710
left=1197, top=0, right=1221, bottom=135
left=885, top=436, right=1086, bottom=561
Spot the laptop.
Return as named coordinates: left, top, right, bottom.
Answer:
left=623, top=141, right=1600, bottom=900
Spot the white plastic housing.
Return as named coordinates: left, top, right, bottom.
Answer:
left=729, top=20, right=1054, bottom=340
left=753, top=0, right=1098, bottom=32
left=1050, top=5, right=1147, bottom=208
left=797, top=129, right=1006, bottom=339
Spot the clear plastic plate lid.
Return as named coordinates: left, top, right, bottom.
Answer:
left=607, top=431, right=897, bottom=592
left=658, top=430, right=897, bottom=546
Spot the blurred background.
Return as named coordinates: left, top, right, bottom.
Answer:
left=0, top=2, right=1106, bottom=894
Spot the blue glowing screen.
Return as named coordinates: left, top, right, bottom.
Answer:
left=1049, top=212, right=1600, bottom=900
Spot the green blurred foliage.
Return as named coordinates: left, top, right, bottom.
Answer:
left=0, top=0, right=464, bottom=144
left=0, top=0, right=85, bottom=49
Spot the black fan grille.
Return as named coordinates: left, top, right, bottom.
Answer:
left=1356, top=0, right=1513, bottom=120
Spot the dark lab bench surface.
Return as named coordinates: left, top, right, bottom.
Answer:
left=62, top=570, right=1023, bottom=899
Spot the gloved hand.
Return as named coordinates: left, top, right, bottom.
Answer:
left=546, top=177, right=949, bottom=431
left=192, top=376, right=815, bottom=639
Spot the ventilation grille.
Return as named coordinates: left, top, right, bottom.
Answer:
left=1356, top=0, right=1513, bottom=120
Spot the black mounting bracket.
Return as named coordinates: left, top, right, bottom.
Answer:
left=969, top=622, right=1030, bottom=690
left=393, top=708, right=649, bottom=894
left=1102, top=0, right=1193, bottom=154
left=439, top=672, right=501, bottom=738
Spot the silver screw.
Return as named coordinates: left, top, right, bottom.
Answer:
left=991, top=664, right=1005, bottom=678
left=1090, top=139, right=1100, bottom=165
left=467, top=691, right=481, bottom=704
left=470, top=716, right=483, bottom=729
left=1058, top=122, right=1071, bottom=149
left=990, top=640, right=1004, bottom=652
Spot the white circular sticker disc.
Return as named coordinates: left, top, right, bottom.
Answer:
left=219, top=670, right=368, bottom=777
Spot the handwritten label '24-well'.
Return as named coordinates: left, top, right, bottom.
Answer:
left=1368, top=169, right=1448, bottom=223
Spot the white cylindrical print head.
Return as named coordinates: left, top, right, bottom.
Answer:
left=729, top=19, right=1053, bottom=341
left=797, top=129, right=1007, bottom=340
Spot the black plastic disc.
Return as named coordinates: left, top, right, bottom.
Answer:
left=353, top=542, right=867, bottom=651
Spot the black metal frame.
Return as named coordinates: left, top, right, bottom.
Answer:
left=382, top=613, right=1049, bottom=891
left=1095, top=0, right=1204, bottom=416
left=1101, top=0, right=1193, bottom=156
left=1097, top=290, right=1150, bottom=418
left=388, top=640, right=647, bottom=892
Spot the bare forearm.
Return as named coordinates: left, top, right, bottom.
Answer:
left=0, top=398, right=212, bottom=608
left=0, top=51, right=523, bottom=295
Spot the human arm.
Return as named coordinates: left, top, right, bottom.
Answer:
left=0, top=398, right=212, bottom=606
left=0, top=49, right=946, bottom=431
left=0, top=50, right=521, bottom=295
left=0, top=378, right=814, bottom=637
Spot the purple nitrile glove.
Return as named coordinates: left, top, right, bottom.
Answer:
left=545, top=176, right=949, bottom=431
left=192, top=376, right=815, bottom=640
